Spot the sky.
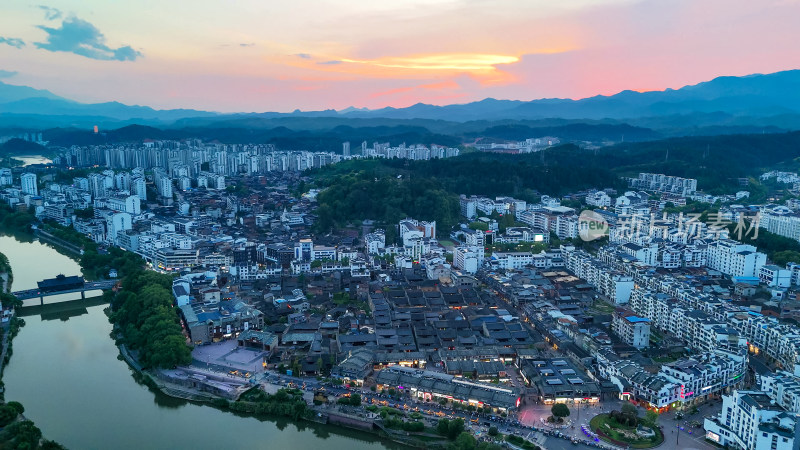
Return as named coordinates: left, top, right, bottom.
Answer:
left=1, top=0, right=800, bottom=113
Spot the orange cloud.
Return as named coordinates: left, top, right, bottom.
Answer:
left=341, top=54, right=519, bottom=71
left=280, top=52, right=530, bottom=80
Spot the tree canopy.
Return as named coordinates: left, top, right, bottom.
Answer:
left=110, top=270, right=191, bottom=369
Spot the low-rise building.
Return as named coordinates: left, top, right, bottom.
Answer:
left=375, top=365, right=521, bottom=413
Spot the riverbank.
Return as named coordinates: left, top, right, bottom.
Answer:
left=117, top=341, right=417, bottom=448
left=33, top=229, right=83, bottom=255
left=0, top=248, right=65, bottom=449
left=0, top=252, right=12, bottom=293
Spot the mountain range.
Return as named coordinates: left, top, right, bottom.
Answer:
left=1, top=69, right=800, bottom=131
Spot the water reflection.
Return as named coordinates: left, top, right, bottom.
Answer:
left=15, top=155, right=53, bottom=166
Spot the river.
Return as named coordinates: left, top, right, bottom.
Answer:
left=0, top=235, right=395, bottom=450
left=14, top=155, right=53, bottom=166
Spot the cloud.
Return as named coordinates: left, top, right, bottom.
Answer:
left=0, top=37, right=25, bottom=48
left=0, top=70, right=18, bottom=78
left=341, top=54, right=520, bottom=71
left=35, top=17, right=141, bottom=61
left=317, top=60, right=342, bottom=65
left=239, top=42, right=255, bottom=47
left=38, top=5, right=62, bottom=20
left=294, top=53, right=311, bottom=59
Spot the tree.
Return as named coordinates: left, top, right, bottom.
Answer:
left=5, top=401, right=24, bottom=415
left=0, top=404, right=19, bottom=426
left=447, top=417, right=465, bottom=439
left=645, top=409, right=659, bottom=427
left=488, top=426, right=499, bottom=436
left=551, top=403, right=570, bottom=421
left=350, top=393, right=361, bottom=406
left=452, top=432, right=477, bottom=449
left=621, top=402, right=637, bottom=416
left=772, top=250, right=800, bottom=266
left=468, top=221, right=489, bottom=231
left=1, top=420, right=42, bottom=448
left=437, top=418, right=451, bottom=436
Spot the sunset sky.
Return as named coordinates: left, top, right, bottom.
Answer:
left=1, top=0, right=800, bottom=112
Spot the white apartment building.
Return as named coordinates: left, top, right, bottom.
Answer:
left=704, top=390, right=798, bottom=450
left=729, top=315, right=800, bottom=373
left=787, top=263, right=800, bottom=286
left=20, top=173, right=38, bottom=196
left=759, top=265, right=792, bottom=288
left=105, top=194, right=142, bottom=215
left=760, top=371, right=800, bottom=414
left=459, top=195, right=477, bottom=219
left=132, top=177, right=147, bottom=201
left=153, top=170, right=173, bottom=198
left=628, top=289, right=747, bottom=354
left=105, top=212, right=132, bottom=244
left=553, top=214, right=579, bottom=240
left=612, top=310, right=651, bottom=348
left=629, top=173, right=698, bottom=196
left=659, top=350, right=747, bottom=405
left=453, top=246, right=479, bottom=274
left=599, top=273, right=634, bottom=305
left=312, top=245, right=337, bottom=262
left=365, top=230, right=386, bottom=255
left=586, top=191, right=612, bottom=207
left=619, top=243, right=658, bottom=266
left=706, top=239, right=766, bottom=277
left=562, top=248, right=633, bottom=304
left=404, top=236, right=431, bottom=261
left=0, top=168, right=13, bottom=186
left=600, top=349, right=746, bottom=410
left=491, top=252, right=533, bottom=270
left=760, top=212, right=800, bottom=243
left=462, top=229, right=486, bottom=264
left=399, top=218, right=436, bottom=246
left=597, top=356, right=680, bottom=409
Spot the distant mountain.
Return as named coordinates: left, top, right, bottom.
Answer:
left=0, top=81, right=218, bottom=126
left=0, top=81, right=64, bottom=103
left=1, top=69, right=800, bottom=131
left=338, top=70, right=800, bottom=121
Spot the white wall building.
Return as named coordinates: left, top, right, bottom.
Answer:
left=704, top=390, right=798, bottom=450
left=20, top=173, right=37, bottom=196
left=706, top=240, right=767, bottom=277
left=612, top=311, right=651, bottom=349
left=453, top=246, right=479, bottom=274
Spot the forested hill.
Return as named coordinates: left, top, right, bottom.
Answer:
left=594, top=131, right=800, bottom=192
left=311, top=148, right=623, bottom=234
left=311, top=131, right=800, bottom=233
left=0, top=138, right=50, bottom=156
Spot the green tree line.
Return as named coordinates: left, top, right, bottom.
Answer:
left=109, top=271, right=192, bottom=369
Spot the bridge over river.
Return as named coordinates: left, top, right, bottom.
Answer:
left=11, top=276, right=117, bottom=306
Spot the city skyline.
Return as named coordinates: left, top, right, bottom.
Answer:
left=1, top=0, right=799, bottom=112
